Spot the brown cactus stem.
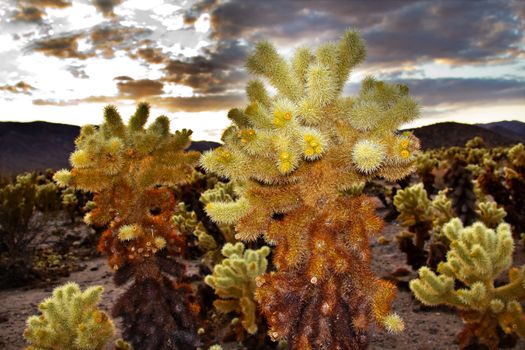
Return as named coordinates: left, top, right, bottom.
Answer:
left=255, top=196, right=396, bottom=349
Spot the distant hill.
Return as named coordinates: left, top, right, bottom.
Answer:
left=477, top=120, right=525, bottom=144
left=408, top=121, right=523, bottom=150
left=0, top=121, right=219, bottom=176
left=0, top=120, right=523, bottom=175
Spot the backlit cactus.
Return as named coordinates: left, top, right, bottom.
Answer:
left=393, top=183, right=450, bottom=269
left=410, top=219, right=525, bottom=349
left=201, top=30, right=419, bottom=348
left=205, top=242, right=270, bottom=335
left=54, top=103, right=200, bottom=349
left=23, top=282, right=114, bottom=350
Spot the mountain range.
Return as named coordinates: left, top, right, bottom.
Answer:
left=1, top=120, right=523, bottom=176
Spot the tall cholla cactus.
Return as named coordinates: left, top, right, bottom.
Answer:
left=201, top=30, right=420, bottom=349
left=54, top=103, right=200, bottom=349
left=24, top=282, right=114, bottom=350
left=205, top=242, right=270, bottom=335
left=410, top=219, right=525, bottom=349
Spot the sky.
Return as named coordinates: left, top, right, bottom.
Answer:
left=0, top=0, right=524, bottom=142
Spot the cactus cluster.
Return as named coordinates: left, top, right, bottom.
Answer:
left=478, top=144, right=525, bottom=235
left=0, top=171, right=64, bottom=285
left=410, top=219, right=525, bottom=349
left=202, top=30, right=419, bottom=348
left=54, top=103, right=200, bottom=349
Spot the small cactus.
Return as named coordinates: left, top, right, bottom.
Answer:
left=205, top=242, right=270, bottom=335
left=23, top=282, right=114, bottom=350
left=410, top=219, right=525, bottom=349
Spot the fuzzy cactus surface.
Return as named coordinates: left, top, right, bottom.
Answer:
left=201, top=30, right=419, bottom=349
left=24, top=282, right=114, bottom=350
left=205, top=242, right=270, bottom=335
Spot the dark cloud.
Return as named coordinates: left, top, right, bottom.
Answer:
left=31, top=33, right=87, bottom=59
left=163, top=40, right=249, bottom=94
left=12, top=6, right=45, bottom=23
left=117, top=78, right=164, bottom=98
left=90, top=25, right=151, bottom=58
left=92, top=0, right=123, bottom=18
left=114, top=76, right=133, bottom=81
left=185, top=0, right=524, bottom=67
left=402, top=78, right=525, bottom=107
left=12, top=0, right=71, bottom=23
left=136, top=47, right=166, bottom=64
left=0, top=81, right=36, bottom=95
left=184, top=0, right=219, bottom=25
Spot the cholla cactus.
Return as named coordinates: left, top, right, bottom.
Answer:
left=393, top=183, right=433, bottom=269
left=205, top=242, right=270, bottom=335
left=394, top=185, right=456, bottom=270
left=54, top=103, right=199, bottom=349
left=415, top=153, right=438, bottom=194
left=199, top=181, right=237, bottom=244
left=0, top=172, right=62, bottom=285
left=476, top=200, right=507, bottom=229
left=444, top=159, right=478, bottom=225
left=24, top=282, right=114, bottom=350
left=410, top=219, right=525, bottom=349
left=478, top=144, right=525, bottom=235
left=201, top=30, right=419, bottom=348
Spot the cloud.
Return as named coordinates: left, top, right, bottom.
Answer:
left=163, top=40, right=249, bottom=94
left=185, top=0, right=524, bottom=67
left=151, top=94, right=245, bottom=112
left=135, top=47, right=166, bottom=64
left=30, top=33, right=88, bottom=59
left=28, top=24, right=151, bottom=59
left=33, top=95, right=114, bottom=106
left=402, top=78, right=525, bottom=107
left=116, top=78, right=164, bottom=98
left=93, top=0, right=123, bottom=18
left=67, top=64, right=89, bottom=79
left=11, top=0, right=72, bottom=23
left=0, top=81, right=36, bottom=94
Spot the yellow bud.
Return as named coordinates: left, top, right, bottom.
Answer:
left=383, top=313, right=405, bottom=333
left=400, top=139, right=410, bottom=149
left=304, top=134, right=314, bottom=142
left=314, top=146, right=322, bottom=154
left=280, top=151, right=290, bottom=160
left=154, top=236, right=167, bottom=250
left=400, top=150, right=410, bottom=158
left=284, top=112, right=292, bottom=120
left=305, top=148, right=314, bottom=156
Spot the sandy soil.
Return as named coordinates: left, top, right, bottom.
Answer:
left=1, top=210, right=525, bottom=350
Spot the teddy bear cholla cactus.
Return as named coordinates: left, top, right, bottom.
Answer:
left=54, top=103, right=200, bottom=349
left=24, top=282, right=114, bottom=350
left=410, top=219, right=525, bottom=349
left=205, top=242, right=270, bottom=336
left=201, top=30, right=419, bottom=349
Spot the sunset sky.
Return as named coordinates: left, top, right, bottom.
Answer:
left=0, top=0, right=524, bottom=141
